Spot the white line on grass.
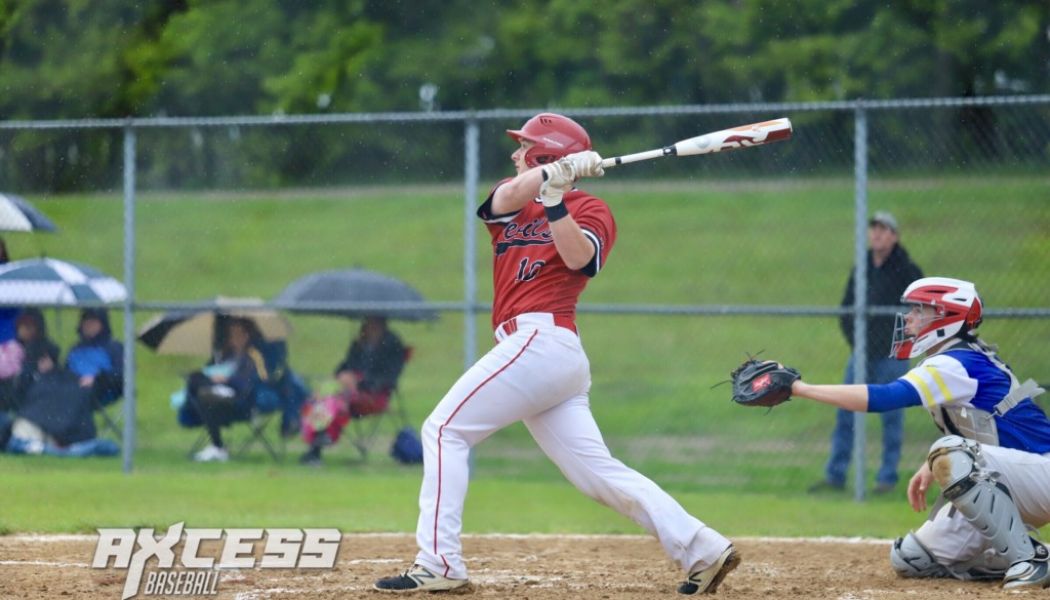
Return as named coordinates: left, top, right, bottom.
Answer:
left=6, top=532, right=893, bottom=544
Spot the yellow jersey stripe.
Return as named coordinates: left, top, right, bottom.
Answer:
left=924, top=366, right=953, bottom=405
left=905, top=372, right=936, bottom=409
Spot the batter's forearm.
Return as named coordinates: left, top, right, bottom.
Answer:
left=791, top=381, right=870, bottom=412
left=491, top=168, right=545, bottom=215
left=549, top=217, right=596, bottom=270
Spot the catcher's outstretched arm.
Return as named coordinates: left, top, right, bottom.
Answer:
left=790, top=381, right=869, bottom=412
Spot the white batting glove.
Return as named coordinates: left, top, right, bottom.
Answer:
left=539, top=158, right=575, bottom=207
left=564, top=150, right=604, bottom=178
left=539, top=175, right=572, bottom=208
left=541, top=158, right=576, bottom=188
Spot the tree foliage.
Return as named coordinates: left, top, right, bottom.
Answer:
left=0, top=0, right=1046, bottom=190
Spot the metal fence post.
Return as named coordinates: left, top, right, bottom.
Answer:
left=463, top=118, right=480, bottom=369
left=851, top=102, right=870, bottom=501
left=122, top=124, right=137, bottom=474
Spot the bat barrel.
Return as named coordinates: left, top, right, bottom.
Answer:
left=599, top=117, right=792, bottom=168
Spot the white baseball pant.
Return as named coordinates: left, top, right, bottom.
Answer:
left=413, top=312, right=731, bottom=579
left=915, top=444, right=1050, bottom=566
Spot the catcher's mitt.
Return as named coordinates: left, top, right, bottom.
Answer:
left=730, top=359, right=801, bottom=408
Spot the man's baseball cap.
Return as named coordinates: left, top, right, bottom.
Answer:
left=869, top=211, right=898, bottom=232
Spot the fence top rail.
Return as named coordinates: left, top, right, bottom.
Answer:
left=29, top=299, right=1042, bottom=319
left=2, top=95, right=1049, bottom=131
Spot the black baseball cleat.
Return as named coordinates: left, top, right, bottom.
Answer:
left=678, top=546, right=741, bottom=595
left=374, top=564, right=469, bottom=593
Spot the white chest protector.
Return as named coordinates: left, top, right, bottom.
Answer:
left=930, top=339, right=1046, bottom=446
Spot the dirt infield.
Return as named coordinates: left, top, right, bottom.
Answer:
left=0, top=533, right=1012, bottom=599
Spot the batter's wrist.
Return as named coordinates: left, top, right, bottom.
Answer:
left=544, top=202, right=569, bottom=222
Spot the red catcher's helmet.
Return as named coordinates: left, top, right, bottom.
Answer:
left=890, top=277, right=983, bottom=359
left=506, top=113, right=592, bottom=168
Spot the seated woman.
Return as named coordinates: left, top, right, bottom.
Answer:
left=0, top=239, right=20, bottom=411
left=300, top=316, right=407, bottom=465
left=9, top=340, right=97, bottom=451
left=5, top=309, right=54, bottom=411
left=0, top=308, right=25, bottom=412
left=66, top=308, right=125, bottom=408
left=177, top=317, right=267, bottom=463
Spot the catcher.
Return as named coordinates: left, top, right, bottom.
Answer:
left=732, top=277, right=1050, bottom=590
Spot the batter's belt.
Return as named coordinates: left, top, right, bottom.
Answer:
left=495, top=312, right=577, bottom=342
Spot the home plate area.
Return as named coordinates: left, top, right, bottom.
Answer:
left=0, top=533, right=1009, bottom=599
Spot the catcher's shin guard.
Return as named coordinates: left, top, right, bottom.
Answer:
left=927, top=436, right=1036, bottom=574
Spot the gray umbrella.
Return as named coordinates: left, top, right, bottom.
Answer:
left=274, top=268, right=437, bottom=321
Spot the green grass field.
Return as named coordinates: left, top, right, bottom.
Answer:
left=1, top=174, right=1048, bottom=536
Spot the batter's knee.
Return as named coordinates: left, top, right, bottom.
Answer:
left=890, top=533, right=952, bottom=579
left=420, top=415, right=441, bottom=445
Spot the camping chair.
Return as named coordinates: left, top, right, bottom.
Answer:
left=93, top=397, right=122, bottom=441
left=187, top=340, right=301, bottom=461
left=185, top=384, right=283, bottom=461
left=231, top=339, right=298, bottom=460
left=91, top=374, right=125, bottom=442
left=345, top=346, right=413, bottom=461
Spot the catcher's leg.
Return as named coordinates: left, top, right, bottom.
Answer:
left=889, top=533, right=952, bottom=578
left=926, top=435, right=1049, bottom=588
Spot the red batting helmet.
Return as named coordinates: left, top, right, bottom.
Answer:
left=506, top=113, right=592, bottom=168
left=890, top=277, right=983, bottom=359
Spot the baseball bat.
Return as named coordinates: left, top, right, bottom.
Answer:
left=600, top=117, right=793, bottom=169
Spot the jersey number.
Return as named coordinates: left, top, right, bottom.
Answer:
left=516, top=257, right=546, bottom=282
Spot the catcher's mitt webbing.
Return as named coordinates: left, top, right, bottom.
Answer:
left=731, top=359, right=800, bottom=408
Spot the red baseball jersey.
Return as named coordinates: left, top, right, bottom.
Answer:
left=478, top=181, right=617, bottom=329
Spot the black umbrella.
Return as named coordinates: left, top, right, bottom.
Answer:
left=0, top=193, right=57, bottom=232
left=273, top=268, right=437, bottom=321
left=137, top=297, right=292, bottom=356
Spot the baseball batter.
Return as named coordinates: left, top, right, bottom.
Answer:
left=374, top=113, right=739, bottom=595
left=784, top=277, right=1050, bottom=589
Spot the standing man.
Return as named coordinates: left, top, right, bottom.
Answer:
left=810, top=211, right=923, bottom=495
left=374, top=113, right=738, bottom=595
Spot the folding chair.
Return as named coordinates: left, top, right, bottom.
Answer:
left=91, top=373, right=125, bottom=443
left=93, top=397, right=123, bottom=441
left=185, top=396, right=283, bottom=461
left=346, top=346, right=413, bottom=461
left=229, top=339, right=298, bottom=461
left=234, top=405, right=283, bottom=460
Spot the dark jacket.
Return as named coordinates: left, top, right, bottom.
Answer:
left=335, top=330, right=406, bottom=393
left=66, top=309, right=124, bottom=379
left=66, top=309, right=124, bottom=405
left=840, top=244, right=924, bottom=364
left=15, top=337, right=62, bottom=407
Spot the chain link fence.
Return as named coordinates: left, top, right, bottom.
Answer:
left=0, top=97, right=1047, bottom=498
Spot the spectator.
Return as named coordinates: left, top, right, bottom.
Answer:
left=66, top=308, right=124, bottom=408
left=10, top=341, right=96, bottom=450
left=299, top=316, right=407, bottom=465
left=177, top=317, right=267, bottom=462
left=810, top=211, right=924, bottom=495
left=0, top=238, right=23, bottom=410
left=10, top=308, right=55, bottom=408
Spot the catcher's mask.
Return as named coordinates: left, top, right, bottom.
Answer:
left=506, top=113, right=592, bottom=168
left=891, top=277, right=983, bottom=359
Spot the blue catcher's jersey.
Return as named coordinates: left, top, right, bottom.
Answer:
left=900, top=346, right=1050, bottom=454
